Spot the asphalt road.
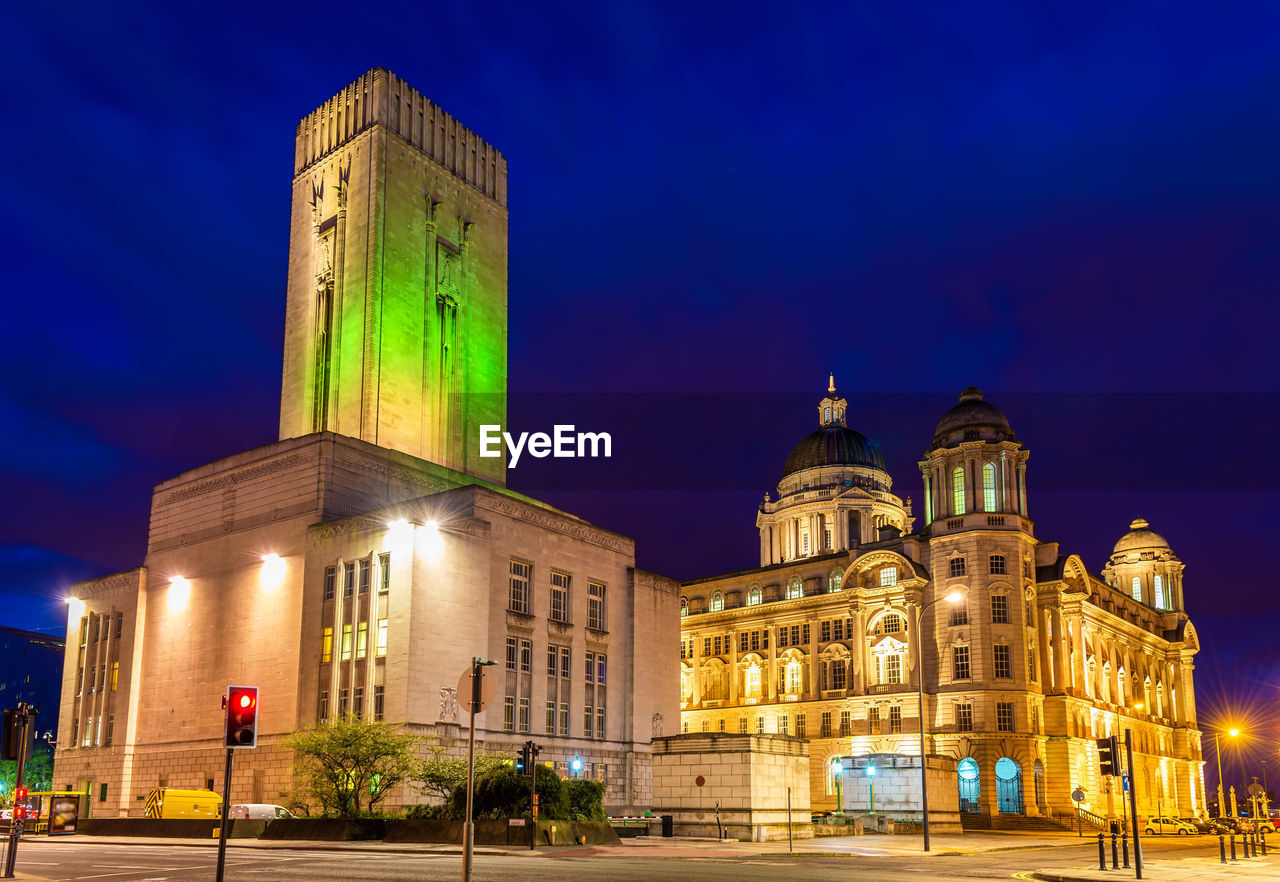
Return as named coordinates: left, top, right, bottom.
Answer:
left=5, top=834, right=1236, bottom=882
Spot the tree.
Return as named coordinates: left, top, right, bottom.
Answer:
left=286, top=719, right=421, bottom=817
left=1, top=743, right=54, bottom=799
left=411, top=738, right=506, bottom=804
left=447, top=763, right=569, bottom=821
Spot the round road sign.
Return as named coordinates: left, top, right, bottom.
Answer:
left=458, top=666, right=495, bottom=713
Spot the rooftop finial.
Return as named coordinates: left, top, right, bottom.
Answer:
left=828, top=373, right=836, bottom=394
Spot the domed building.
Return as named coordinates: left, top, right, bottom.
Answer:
left=679, top=383, right=1204, bottom=830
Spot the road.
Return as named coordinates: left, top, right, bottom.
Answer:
left=3, top=833, right=1249, bottom=881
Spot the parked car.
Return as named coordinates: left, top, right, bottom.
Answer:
left=1214, top=817, right=1255, bottom=835
left=1253, top=816, right=1277, bottom=834
left=1179, top=817, right=1220, bottom=834
left=229, top=804, right=296, bottom=820
left=1143, top=816, right=1196, bottom=835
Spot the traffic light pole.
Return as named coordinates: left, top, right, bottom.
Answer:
left=3, top=703, right=33, bottom=880
left=215, top=747, right=233, bottom=882
left=463, top=658, right=482, bottom=882
left=1125, top=729, right=1142, bottom=879
left=529, top=741, right=538, bottom=851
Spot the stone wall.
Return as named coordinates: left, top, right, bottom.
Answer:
left=840, top=752, right=961, bottom=832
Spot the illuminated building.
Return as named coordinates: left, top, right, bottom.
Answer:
left=679, top=383, right=1204, bottom=824
left=52, top=69, right=679, bottom=815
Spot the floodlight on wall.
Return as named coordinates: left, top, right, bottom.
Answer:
left=168, top=576, right=191, bottom=612
left=260, top=553, right=287, bottom=591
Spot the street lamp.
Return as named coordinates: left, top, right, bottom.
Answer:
left=831, top=758, right=843, bottom=815
left=1213, top=727, right=1240, bottom=818
left=916, top=590, right=964, bottom=852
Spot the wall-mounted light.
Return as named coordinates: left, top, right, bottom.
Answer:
left=168, top=576, right=191, bottom=612
left=260, top=553, right=287, bottom=591
left=418, top=519, right=444, bottom=559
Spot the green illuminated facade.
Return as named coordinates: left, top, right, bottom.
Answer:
left=279, top=68, right=508, bottom=485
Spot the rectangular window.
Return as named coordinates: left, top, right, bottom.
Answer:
left=546, top=701, right=556, bottom=733
left=89, top=665, right=96, bottom=694
left=506, top=636, right=517, bottom=671
left=989, top=554, right=1007, bottom=575
left=115, top=611, right=123, bottom=639
left=597, top=654, right=607, bottom=684
left=338, top=688, right=349, bottom=717
left=949, top=606, right=969, bottom=627
left=585, top=651, right=596, bottom=681
left=796, top=713, right=806, bottom=738
left=886, top=654, right=902, bottom=683
left=739, top=633, right=749, bottom=653
left=739, top=717, right=748, bottom=734
left=559, top=702, right=569, bottom=735
left=379, top=553, right=391, bottom=593
left=991, top=595, right=1010, bottom=624
left=833, top=619, right=844, bottom=641
left=713, top=636, right=722, bottom=656
left=518, top=697, right=530, bottom=732
left=353, top=686, right=364, bottom=718
left=750, top=631, right=760, bottom=651
left=997, top=701, right=1014, bottom=732
left=358, top=558, right=371, bottom=594
left=880, top=567, right=898, bottom=587
left=560, top=646, right=571, bottom=679
left=519, top=639, right=532, bottom=673
left=322, top=628, right=333, bottom=663
left=509, top=561, right=531, bottom=614
left=704, top=636, right=712, bottom=655
left=1028, top=647, right=1037, bottom=680
left=344, top=561, right=355, bottom=596
left=840, top=709, right=851, bottom=736
left=868, top=706, right=880, bottom=735
left=831, top=658, right=846, bottom=691
left=110, top=661, right=119, bottom=691
left=889, top=705, right=902, bottom=733
left=324, top=566, right=336, bottom=601
left=504, top=696, right=515, bottom=731
left=550, top=571, right=571, bottom=622
left=376, top=618, right=387, bottom=657
left=820, top=621, right=831, bottom=642
left=956, top=702, right=973, bottom=732
left=949, top=557, right=966, bottom=577
left=340, top=624, right=352, bottom=661
left=757, top=716, right=765, bottom=734
left=547, top=645, right=559, bottom=676
left=994, top=644, right=1013, bottom=678
left=953, top=645, right=971, bottom=680
left=777, top=628, right=787, bottom=649
left=778, top=713, right=788, bottom=734
left=791, top=625, right=800, bottom=646
left=105, top=714, right=114, bottom=746
left=356, top=621, right=368, bottom=659
left=319, top=691, right=328, bottom=720
left=588, top=581, right=606, bottom=630
left=374, top=686, right=384, bottom=721
left=584, top=705, right=594, bottom=737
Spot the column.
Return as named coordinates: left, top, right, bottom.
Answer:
left=808, top=615, right=820, bottom=697
left=1018, top=462, right=1029, bottom=515
left=1072, top=618, right=1088, bottom=696
left=907, top=603, right=921, bottom=689
left=729, top=630, right=739, bottom=703
left=767, top=626, right=778, bottom=701
left=691, top=630, right=702, bottom=705
left=1036, top=604, right=1052, bottom=690
left=1051, top=607, right=1066, bottom=691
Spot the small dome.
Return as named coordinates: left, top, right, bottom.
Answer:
left=931, top=387, right=1015, bottom=448
left=782, top=424, right=887, bottom=477
left=1113, top=517, right=1171, bottom=554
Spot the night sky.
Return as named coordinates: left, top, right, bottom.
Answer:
left=3, top=2, right=1277, bottom=801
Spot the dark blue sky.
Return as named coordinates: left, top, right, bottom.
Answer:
left=2, top=2, right=1277, bottom=797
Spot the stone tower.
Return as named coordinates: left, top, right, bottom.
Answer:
left=278, top=68, right=508, bottom=484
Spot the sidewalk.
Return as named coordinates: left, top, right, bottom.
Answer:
left=1034, top=853, right=1277, bottom=882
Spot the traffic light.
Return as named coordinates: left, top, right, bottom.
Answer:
left=1, top=709, right=20, bottom=762
left=13, top=786, right=27, bottom=822
left=516, top=743, right=528, bottom=774
left=1096, top=735, right=1119, bottom=776
left=224, top=685, right=259, bottom=748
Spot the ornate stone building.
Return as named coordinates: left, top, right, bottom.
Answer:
left=52, top=69, right=679, bottom=816
left=680, top=383, right=1204, bottom=825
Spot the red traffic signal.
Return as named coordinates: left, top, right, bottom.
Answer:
left=13, top=786, right=28, bottom=821
left=224, top=685, right=259, bottom=749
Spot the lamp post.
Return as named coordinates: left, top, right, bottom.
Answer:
left=1213, top=728, right=1239, bottom=818
left=831, top=759, right=843, bottom=814
left=915, top=590, right=964, bottom=852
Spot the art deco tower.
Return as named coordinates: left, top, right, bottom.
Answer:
left=278, top=68, right=508, bottom=483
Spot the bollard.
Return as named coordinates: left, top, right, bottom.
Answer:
left=1111, top=831, right=1119, bottom=868
left=1262, top=830, right=1268, bottom=856
left=1219, top=834, right=1227, bottom=864
left=1098, top=832, right=1108, bottom=870
left=1230, top=833, right=1237, bottom=862
left=1247, top=832, right=1254, bottom=858
left=1122, top=831, right=1130, bottom=869
left=1251, top=832, right=1258, bottom=857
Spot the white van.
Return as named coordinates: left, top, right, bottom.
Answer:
left=228, top=804, right=296, bottom=820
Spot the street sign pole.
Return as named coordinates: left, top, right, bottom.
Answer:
left=215, top=748, right=234, bottom=882
left=529, top=742, right=539, bottom=851
left=1125, top=729, right=1143, bottom=879
left=461, top=658, right=494, bottom=882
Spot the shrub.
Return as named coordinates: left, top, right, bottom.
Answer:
left=563, top=779, right=606, bottom=821
left=448, top=763, right=569, bottom=820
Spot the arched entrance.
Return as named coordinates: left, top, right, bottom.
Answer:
left=996, top=757, right=1024, bottom=815
left=958, top=757, right=981, bottom=813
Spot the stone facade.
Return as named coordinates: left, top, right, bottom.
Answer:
left=52, top=70, right=678, bottom=818
left=680, top=384, right=1205, bottom=826
left=838, top=753, right=961, bottom=832
left=651, top=733, right=811, bottom=841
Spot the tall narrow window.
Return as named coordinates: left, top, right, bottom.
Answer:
left=983, top=462, right=997, bottom=511
left=550, top=572, right=571, bottom=623
left=991, top=595, right=1009, bottom=624
left=356, top=621, right=368, bottom=659
left=710, top=591, right=724, bottom=612
left=1153, top=575, right=1166, bottom=609
left=956, top=702, right=973, bottom=732
left=358, top=559, right=371, bottom=594
left=324, top=566, right=336, bottom=601
left=353, top=686, right=364, bottom=718
left=340, top=625, right=352, bottom=661
left=1131, top=576, right=1143, bottom=602
left=110, top=661, right=119, bottom=691
left=953, top=466, right=966, bottom=514
left=374, top=686, right=385, bottom=721
left=376, top=618, right=388, bottom=657
left=509, top=561, right=531, bottom=614
left=993, top=644, right=1012, bottom=678
left=786, top=577, right=802, bottom=600
left=322, top=628, right=333, bottom=663
left=889, top=706, right=902, bottom=733
left=747, top=585, right=762, bottom=606
left=953, top=645, right=971, bottom=680
left=344, top=561, right=355, bottom=597
left=588, top=581, right=606, bottom=629
left=379, top=553, right=391, bottom=593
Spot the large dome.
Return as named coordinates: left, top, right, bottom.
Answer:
left=1113, top=518, right=1170, bottom=554
left=931, top=386, right=1015, bottom=448
left=782, top=424, right=887, bottom=477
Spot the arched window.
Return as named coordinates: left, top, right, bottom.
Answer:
left=829, top=569, right=843, bottom=592
left=710, top=591, right=724, bottom=612
left=958, top=757, right=981, bottom=812
left=953, top=466, right=966, bottom=514
left=824, top=406, right=831, bottom=423
left=747, top=584, right=762, bottom=606
left=785, top=658, right=803, bottom=693
left=1153, top=575, right=1165, bottom=609
left=745, top=662, right=762, bottom=697
left=786, top=577, right=802, bottom=600
left=983, top=462, right=997, bottom=511
left=680, top=596, right=688, bottom=617
left=1130, top=576, right=1142, bottom=602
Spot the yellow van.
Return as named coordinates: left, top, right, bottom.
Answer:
left=143, top=788, right=222, bottom=819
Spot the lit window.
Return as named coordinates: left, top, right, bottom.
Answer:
left=786, top=577, right=802, bottom=600
left=882, top=614, right=903, bottom=634
left=747, top=585, right=762, bottom=606
left=889, top=706, right=902, bottom=733
left=356, top=622, right=368, bottom=659
left=710, top=592, right=724, bottom=612
left=880, top=567, right=897, bottom=587
left=829, top=570, right=842, bottom=592
left=953, top=467, right=966, bottom=514
left=340, top=625, right=352, bottom=661
left=1131, top=576, right=1142, bottom=602
left=322, top=627, right=333, bottom=663
left=110, top=661, right=119, bottom=691
left=745, top=664, right=761, bottom=697
left=1153, top=575, right=1165, bottom=609
left=997, top=701, right=1014, bottom=732
left=956, top=702, right=973, bottom=731
left=503, top=696, right=515, bottom=732
left=786, top=659, right=802, bottom=693
left=376, top=618, right=387, bottom=657
left=983, top=463, right=997, bottom=511
left=681, top=596, right=688, bottom=616
left=508, top=561, right=530, bottom=614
